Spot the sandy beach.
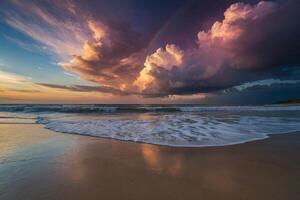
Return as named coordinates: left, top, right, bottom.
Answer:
left=0, top=123, right=300, bottom=200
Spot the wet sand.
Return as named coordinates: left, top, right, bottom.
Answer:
left=0, top=124, right=300, bottom=200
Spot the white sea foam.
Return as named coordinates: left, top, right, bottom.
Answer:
left=1, top=105, right=300, bottom=147
left=38, top=113, right=300, bottom=147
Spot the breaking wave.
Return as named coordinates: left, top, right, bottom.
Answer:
left=1, top=104, right=300, bottom=147
left=37, top=112, right=300, bottom=147
left=0, top=104, right=299, bottom=113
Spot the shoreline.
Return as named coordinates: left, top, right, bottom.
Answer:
left=1, top=123, right=300, bottom=200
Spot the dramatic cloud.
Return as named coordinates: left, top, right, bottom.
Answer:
left=204, top=81, right=300, bottom=105
left=2, top=0, right=150, bottom=91
left=2, top=0, right=300, bottom=101
left=59, top=19, right=146, bottom=89
left=135, top=0, right=300, bottom=96
left=134, top=44, right=184, bottom=92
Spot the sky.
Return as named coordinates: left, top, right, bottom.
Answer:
left=0, top=0, right=299, bottom=104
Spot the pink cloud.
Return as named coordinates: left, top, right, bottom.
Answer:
left=135, top=1, right=285, bottom=95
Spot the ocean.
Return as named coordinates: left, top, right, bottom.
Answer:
left=0, top=104, right=300, bottom=147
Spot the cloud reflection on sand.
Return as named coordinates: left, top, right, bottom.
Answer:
left=141, top=144, right=183, bottom=176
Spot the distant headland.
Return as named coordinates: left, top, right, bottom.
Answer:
left=274, top=99, right=300, bottom=105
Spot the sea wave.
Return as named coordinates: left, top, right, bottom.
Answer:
left=1, top=105, right=300, bottom=147
left=37, top=113, right=300, bottom=147
left=0, top=104, right=300, bottom=114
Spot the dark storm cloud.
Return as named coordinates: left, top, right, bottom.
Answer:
left=232, top=0, right=300, bottom=70
left=59, top=19, right=147, bottom=88
left=203, top=82, right=300, bottom=105
left=137, top=0, right=300, bottom=96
